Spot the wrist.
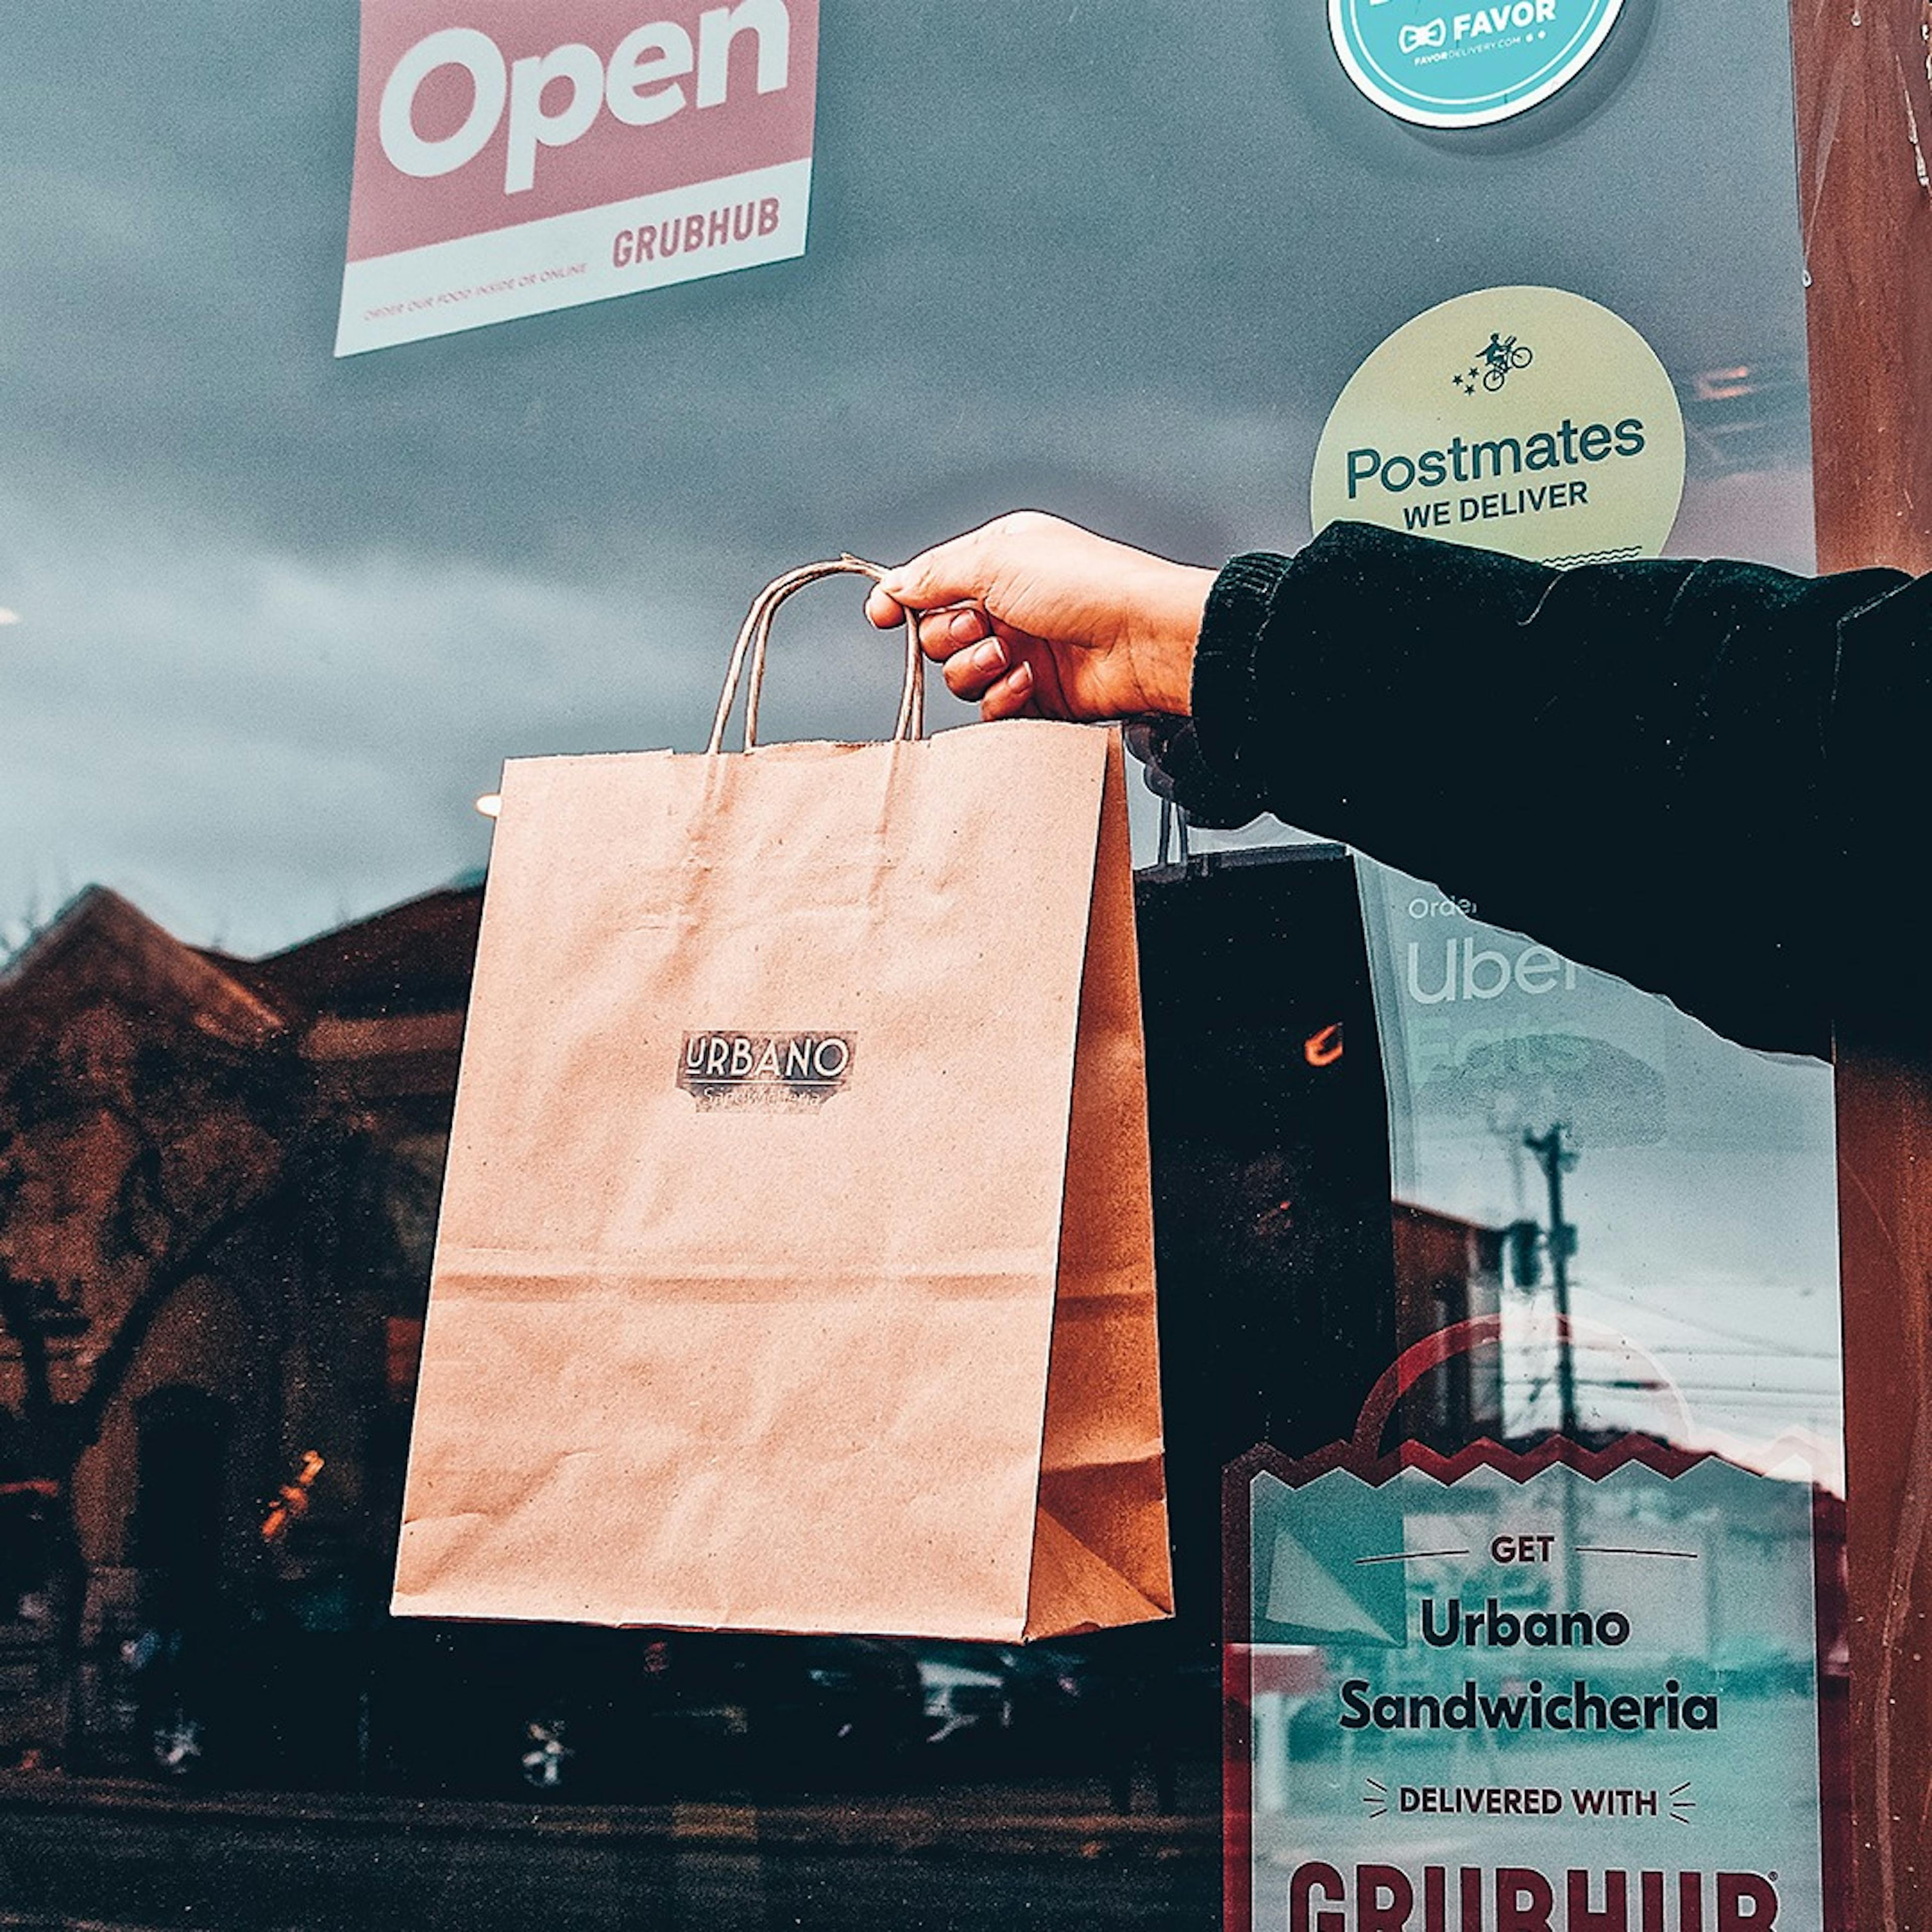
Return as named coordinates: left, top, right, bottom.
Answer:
left=1129, top=563, right=1214, bottom=715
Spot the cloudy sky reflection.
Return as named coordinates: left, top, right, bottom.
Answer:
left=5, top=0, right=1814, bottom=951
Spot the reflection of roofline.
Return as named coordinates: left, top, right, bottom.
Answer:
left=1392, top=1198, right=1506, bottom=1241
left=208, top=880, right=481, bottom=974
left=0, top=878, right=486, bottom=1066
left=0, top=886, right=290, bottom=1052
left=202, top=882, right=483, bottom=1019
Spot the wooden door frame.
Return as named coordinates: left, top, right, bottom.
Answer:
left=1793, top=4, right=1932, bottom=1924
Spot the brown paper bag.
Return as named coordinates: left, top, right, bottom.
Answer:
left=393, top=559, right=1171, bottom=1641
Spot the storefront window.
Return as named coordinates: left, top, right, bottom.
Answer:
left=3, top=2, right=1836, bottom=1926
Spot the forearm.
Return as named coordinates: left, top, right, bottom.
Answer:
left=1173, top=523, right=1908, bottom=1055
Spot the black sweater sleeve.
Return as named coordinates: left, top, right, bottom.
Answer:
left=1145, top=521, right=1918, bottom=1058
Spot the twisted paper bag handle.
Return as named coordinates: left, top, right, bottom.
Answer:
left=707, top=556, right=923, bottom=754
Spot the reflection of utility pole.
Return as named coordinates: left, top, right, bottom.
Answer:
left=1523, top=1124, right=1580, bottom=1440
left=1523, top=1123, right=1582, bottom=1617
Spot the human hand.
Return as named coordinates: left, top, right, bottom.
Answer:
left=862, top=512, right=1215, bottom=721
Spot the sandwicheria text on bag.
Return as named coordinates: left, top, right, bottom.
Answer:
left=677, top=1030, right=854, bottom=1108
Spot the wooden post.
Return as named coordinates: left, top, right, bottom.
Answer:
left=1831, top=1059, right=1932, bottom=1931
left=1793, top=3, right=1932, bottom=1923
left=1794, top=0, right=1932, bottom=580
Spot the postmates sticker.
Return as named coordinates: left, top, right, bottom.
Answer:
left=1310, top=286, right=1685, bottom=568
left=336, top=0, right=818, bottom=356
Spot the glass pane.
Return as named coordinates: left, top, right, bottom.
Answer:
left=1232, top=861, right=1845, bottom=1932
left=4, top=0, right=1835, bottom=1923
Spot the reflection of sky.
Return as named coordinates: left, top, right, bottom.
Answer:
left=1359, top=862, right=1842, bottom=1487
left=4, top=0, right=1815, bottom=952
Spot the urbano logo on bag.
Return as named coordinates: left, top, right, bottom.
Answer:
left=678, top=1031, right=854, bottom=1108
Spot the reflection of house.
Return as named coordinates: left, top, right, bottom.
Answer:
left=0, top=880, right=481, bottom=1756
left=1391, top=1202, right=1505, bottom=1448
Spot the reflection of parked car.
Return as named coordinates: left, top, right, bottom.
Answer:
left=738, top=1634, right=926, bottom=1791
left=909, top=1644, right=1014, bottom=1745
left=129, top=1612, right=924, bottom=1798
left=902, top=1632, right=1219, bottom=1789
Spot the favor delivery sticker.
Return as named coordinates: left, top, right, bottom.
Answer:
left=1310, top=285, right=1685, bottom=568
left=1330, top=0, right=1626, bottom=127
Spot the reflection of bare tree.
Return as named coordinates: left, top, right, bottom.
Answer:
left=1413, top=1032, right=1667, bottom=1148
left=0, top=1000, right=329, bottom=1756
left=0, top=883, right=476, bottom=1769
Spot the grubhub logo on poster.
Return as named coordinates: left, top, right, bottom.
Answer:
left=1310, top=286, right=1685, bottom=569
left=336, top=0, right=819, bottom=355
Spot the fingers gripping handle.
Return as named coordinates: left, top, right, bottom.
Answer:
left=707, top=557, right=924, bottom=754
